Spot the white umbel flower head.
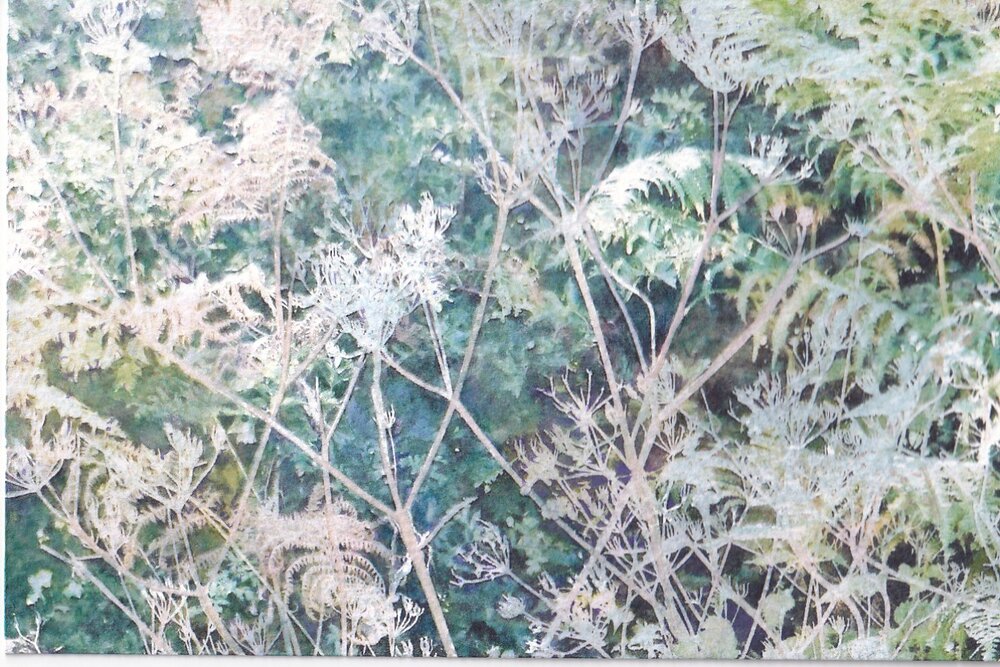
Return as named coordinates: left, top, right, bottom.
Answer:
left=303, top=194, right=454, bottom=352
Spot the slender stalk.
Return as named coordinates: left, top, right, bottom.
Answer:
left=562, top=223, right=631, bottom=451
left=580, top=224, right=654, bottom=369
left=143, top=337, right=393, bottom=516
left=321, top=355, right=367, bottom=504
left=39, top=545, right=172, bottom=654
left=197, top=589, right=245, bottom=655
left=930, top=218, right=951, bottom=315
left=380, top=353, right=676, bottom=634
left=110, top=62, right=141, bottom=300
left=371, top=355, right=456, bottom=656
left=527, top=195, right=632, bottom=441
left=404, top=202, right=510, bottom=507
left=395, top=508, right=457, bottom=657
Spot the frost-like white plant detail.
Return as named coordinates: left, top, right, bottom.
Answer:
left=173, top=95, right=337, bottom=234
left=661, top=0, right=769, bottom=94
left=6, top=0, right=1000, bottom=659
left=299, top=195, right=454, bottom=352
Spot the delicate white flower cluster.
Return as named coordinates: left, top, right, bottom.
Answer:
left=72, top=0, right=146, bottom=64
left=661, top=0, right=768, bottom=94
left=197, top=0, right=355, bottom=93
left=451, top=521, right=511, bottom=586
left=609, top=1, right=672, bottom=50
left=5, top=421, right=79, bottom=498
left=300, top=194, right=454, bottom=352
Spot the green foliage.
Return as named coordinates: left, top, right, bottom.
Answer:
left=6, top=0, right=1000, bottom=659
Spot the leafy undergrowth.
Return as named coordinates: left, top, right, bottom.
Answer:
left=6, top=0, right=1000, bottom=658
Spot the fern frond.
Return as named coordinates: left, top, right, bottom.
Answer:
left=173, top=95, right=337, bottom=236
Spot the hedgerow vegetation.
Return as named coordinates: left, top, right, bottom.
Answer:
left=6, top=0, right=1000, bottom=658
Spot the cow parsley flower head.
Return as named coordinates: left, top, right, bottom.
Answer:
left=388, top=193, right=455, bottom=310
left=497, top=594, right=527, bottom=620
left=302, top=194, right=454, bottom=352
left=661, top=0, right=768, bottom=94
left=451, top=521, right=510, bottom=586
